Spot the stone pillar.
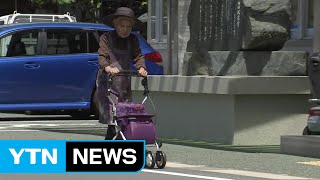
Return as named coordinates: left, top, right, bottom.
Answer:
left=186, top=0, right=290, bottom=52
left=186, top=0, right=244, bottom=52
left=177, top=0, right=191, bottom=75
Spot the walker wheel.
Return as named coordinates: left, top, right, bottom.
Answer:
left=145, top=151, right=155, bottom=169
left=155, top=151, right=166, bottom=169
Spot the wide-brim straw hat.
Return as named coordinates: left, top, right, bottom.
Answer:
left=102, top=7, right=143, bottom=31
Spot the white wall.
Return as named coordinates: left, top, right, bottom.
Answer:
left=131, top=75, right=312, bottom=145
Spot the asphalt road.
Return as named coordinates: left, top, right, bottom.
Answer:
left=0, top=113, right=319, bottom=180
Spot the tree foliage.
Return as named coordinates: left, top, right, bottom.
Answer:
left=101, top=0, right=147, bottom=17
left=26, top=0, right=148, bottom=22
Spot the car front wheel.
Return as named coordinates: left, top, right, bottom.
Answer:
left=303, top=126, right=312, bottom=135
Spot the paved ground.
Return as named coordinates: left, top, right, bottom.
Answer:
left=0, top=113, right=319, bottom=180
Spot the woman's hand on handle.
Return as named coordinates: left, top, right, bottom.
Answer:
left=138, top=67, right=148, bottom=77
left=105, top=66, right=120, bottom=75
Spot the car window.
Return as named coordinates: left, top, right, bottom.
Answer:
left=0, top=29, right=40, bottom=57
left=12, top=16, right=32, bottom=23
left=13, top=16, right=71, bottom=23
left=46, top=29, right=87, bottom=55
left=97, top=30, right=107, bottom=37
left=88, top=31, right=99, bottom=53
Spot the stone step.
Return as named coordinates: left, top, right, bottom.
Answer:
left=281, top=135, right=320, bottom=158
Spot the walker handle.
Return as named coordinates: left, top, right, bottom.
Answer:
left=108, top=70, right=144, bottom=77
left=107, top=70, right=149, bottom=96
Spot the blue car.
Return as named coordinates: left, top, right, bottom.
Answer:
left=0, top=22, right=163, bottom=116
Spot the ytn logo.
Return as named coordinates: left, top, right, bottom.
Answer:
left=9, top=148, right=57, bottom=165
left=66, top=141, right=145, bottom=172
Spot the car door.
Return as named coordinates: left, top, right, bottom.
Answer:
left=0, top=29, right=43, bottom=105
left=36, top=28, right=99, bottom=103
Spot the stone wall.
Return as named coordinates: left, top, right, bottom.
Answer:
left=183, top=51, right=308, bottom=76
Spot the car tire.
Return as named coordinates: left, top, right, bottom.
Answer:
left=303, top=126, right=312, bottom=135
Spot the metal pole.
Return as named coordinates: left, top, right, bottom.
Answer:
left=173, top=0, right=179, bottom=75
left=313, top=0, right=320, bottom=53
left=167, top=0, right=173, bottom=74
left=155, top=0, right=161, bottom=42
left=159, top=0, right=163, bottom=42
left=147, top=0, right=152, bottom=42
left=297, top=0, right=305, bottom=39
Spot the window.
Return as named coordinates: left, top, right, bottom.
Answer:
left=46, top=30, right=88, bottom=55
left=97, top=30, right=107, bottom=37
left=148, top=0, right=168, bottom=42
left=290, top=0, right=314, bottom=39
left=88, top=31, right=100, bottom=53
left=13, top=16, right=71, bottom=23
left=290, top=0, right=298, bottom=29
left=308, top=0, right=314, bottom=28
left=0, top=30, right=39, bottom=57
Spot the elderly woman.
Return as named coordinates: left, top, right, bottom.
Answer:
left=97, top=7, right=148, bottom=140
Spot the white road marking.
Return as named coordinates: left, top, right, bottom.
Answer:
left=0, top=120, right=98, bottom=123
left=12, top=124, right=59, bottom=127
left=142, top=169, right=233, bottom=180
left=0, top=121, right=104, bottom=132
left=0, top=123, right=98, bottom=126
left=0, top=129, right=40, bottom=132
left=203, top=169, right=310, bottom=180
left=166, top=162, right=205, bottom=168
left=298, top=161, right=320, bottom=166
left=166, top=162, right=310, bottom=180
left=0, top=123, right=100, bottom=130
